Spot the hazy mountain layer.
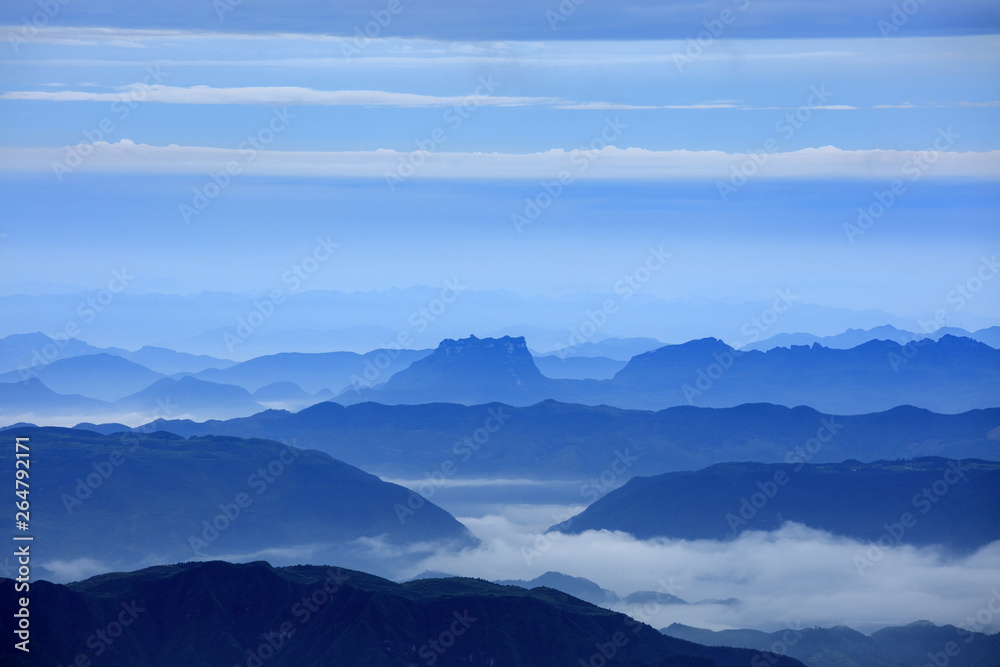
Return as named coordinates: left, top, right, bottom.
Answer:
left=106, top=400, right=1000, bottom=480
left=552, top=458, right=1000, bottom=553
left=0, top=427, right=476, bottom=578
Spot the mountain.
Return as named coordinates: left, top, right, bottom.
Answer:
left=745, top=325, right=1000, bottom=352
left=114, top=376, right=264, bottom=421
left=495, top=571, right=620, bottom=606
left=340, top=335, right=1000, bottom=414
left=0, top=427, right=476, bottom=578
left=0, top=353, right=163, bottom=401
left=252, top=380, right=313, bottom=402
left=0, top=378, right=112, bottom=420
left=597, top=335, right=1000, bottom=413
left=111, top=345, right=234, bottom=374
left=193, top=348, right=431, bottom=393
left=345, top=335, right=552, bottom=405
left=540, top=337, right=667, bottom=360
left=3, top=288, right=949, bottom=355
left=0, top=560, right=806, bottom=667
left=533, top=354, right=627, bottom=379
left=112, top=401, right=1000, bottom=480
left=0, top=332, right=107, bottom=374
left=972, top=326, right=1000, bottom=348
left=551, top=458, right=1000, bottom=553
left=662, top=621, right=1000, bottom=667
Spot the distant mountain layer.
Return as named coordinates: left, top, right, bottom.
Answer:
left=662, top=621, right=1000, bottom=667
left=0, top=332, right=232, bottom=375
left=98, top=401, right=1000, bottom=480
left=552, top=458, right=1000, bottom=553
left=342, top=335, right=1000, bottom=414
left=746, top=325, right=1000, bottom=352
left=495, top=571, right=620, bottom=606
left=0, top=427, right=475, bottom=577
left=1, top=288, right=945, bottom=355
left=493, top=571, right=732, bottom=608
left=533, top=354, right=627, bottom=379
left=0, top=560, right=805, bottom=667
left=0, top=353, right=163, bottom=401
left=191, top=347, right=432, bottom=393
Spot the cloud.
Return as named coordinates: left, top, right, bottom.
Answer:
left=0, top=84, right=560, bottom=108
left=405, top=515, right=1000, bottom=634
left=874, top=101, right=1000, bottom=109
left=0, top=84, right=863, bottom=110
left=40, top=557, right=114, bottom=582
left=4, top=139, right=998, bottom=181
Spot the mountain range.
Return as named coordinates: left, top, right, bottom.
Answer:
left=3, top=331, right=999, bottom=425
left=72, top=400, right=1000, bottom=481
left=0, top=427, right=475, bottom=580
left=341, top=334, right=1000, bottom=414
left=551, top=458, right=1000, bottom=553
left=661, top=621, right=1000, bottom=667
left=13, top=288, right=994, bottom=356
left=0, top=559, right=805, bottom=667
left=745, top=324, right=1000, bottom=351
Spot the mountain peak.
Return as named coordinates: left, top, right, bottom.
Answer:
left=340, top=335, right=548, bottom=406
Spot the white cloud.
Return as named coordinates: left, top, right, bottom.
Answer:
left=0, top=85, right=866, bottom=110
left=3, top=139, right=998, bottom=180
left=874, top=101, right=999, bottom=109
left=405, top=518, right=1000, bottom=634
left=0, top=84, right=560, bottom=108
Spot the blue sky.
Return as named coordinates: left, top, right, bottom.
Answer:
left=0, top=7, right=998, bottom=323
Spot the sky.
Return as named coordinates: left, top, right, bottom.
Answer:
left=0, top=4, right=998, bottom=324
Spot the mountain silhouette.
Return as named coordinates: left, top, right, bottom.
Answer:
left=0, top=560, right=805, bottom=667
left=551, top=458, right=1000, bottom=553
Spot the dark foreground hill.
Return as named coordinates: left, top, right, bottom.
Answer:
left=108, top=400, right=1000, bottom=480
left=662, top=621, right=1000, bottom=667
left=551, top=458, right=1000, bottom=553
left=0, top=427, right=475, bottom=579
left=0, top=560, right=805, bottom=667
